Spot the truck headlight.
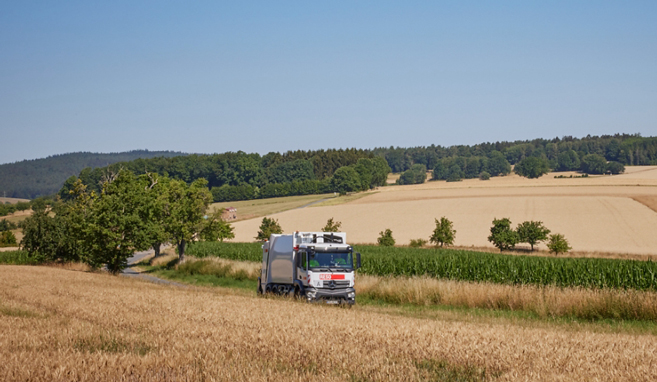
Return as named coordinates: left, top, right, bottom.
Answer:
left=347, top=292, right=355, bottom=298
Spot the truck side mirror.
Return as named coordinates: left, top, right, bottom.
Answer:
left=356, top=252, right=361, bottom=270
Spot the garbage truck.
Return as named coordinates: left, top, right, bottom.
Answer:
left=257, top=231, right=361, bottom=305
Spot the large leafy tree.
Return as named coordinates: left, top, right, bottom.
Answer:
left=581, top=154, right=607, bottom=174
left=516, top=221, right=550, bottom=251
left=331, top=166, right=361, bottom=195
left=85, top=170, right=151, bottom=273
left=514, top=157, right=550, bottom=179
left=138, top=173, right=171, bottom=258
left=163, top=178, right=213, bottom=262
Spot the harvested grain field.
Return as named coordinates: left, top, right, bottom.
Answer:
left=230, top=166, right=657, bottom=255
left=2, top=266, right=657, bottom=381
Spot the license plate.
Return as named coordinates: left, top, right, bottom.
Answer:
left=326, top=300, right=339, bottom=304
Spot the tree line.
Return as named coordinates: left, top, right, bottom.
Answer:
left=0, top=150, right=185, bottom=199
left=21, top=170, right=233, bottom=273
left=377, top=217, right=571, bottom=255
left=54, top=133, right=657, bottom=202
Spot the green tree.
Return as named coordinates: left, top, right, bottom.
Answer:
left=85, top=170, right=152, bottom=273
left=353, top=158, right=374, bottom=191
left=479, top=171, right=491, bottom=180
left=547, top=233, right=571, bottom=255
left=446, top=164, right=463, bottom=182
left=432, top=162, right=447, bottom=180
left=256, top=217, right=283, bottom=241
left=429, top=217, right=456, bottom=247
left=397, top=164, right=427, bottom=185
left=322, top=217, right=342, bottom=232
left=0, top=231, right=17, bottom=247
left=370, top=156, right=392, bottom=187
left=487, top=151, right=512, bottom=176
left=487, top=218, right=519, bottom=251
left=606, top=161, right=625, bottom=175
left=514, top=157, right=550, bottom=179
left=199, top=208, right=235, bottom=242
left=331, top=166, right=361, bottom=195
left=138, top=173, right=171, bottom=258
left=516, top=221, right=550, bottom=251
left=377, top=228, right=395, bottom=246
left=581, top=154, right=607, bottom=174
left=163, top=178, right=213, bottom=262
left=556, top=150, right=580, bottom=171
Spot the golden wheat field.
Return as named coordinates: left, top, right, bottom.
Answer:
left=2, top=266, right=657, bottom=382
left=230, top=166, right=657, bottom=255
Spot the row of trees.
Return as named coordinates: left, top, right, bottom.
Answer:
left=0, top=150, right=184, bottom=199
left=374, top=134, right=657, bottom=173
left=211, top=157, right=391, bottom=201
left=65, top=149, right=375, bottom=198
left=431, top=152, right=512, bottom=182
left=21, top=171, right=233, bottom=273
left=376, top=217, right=570, bottom=255
left=54, top=134, right=655, bottom=203
left=513, top=153, right=626, bottom=179
left=488, top=218, right=570, bottom=254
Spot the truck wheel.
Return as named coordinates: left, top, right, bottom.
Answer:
left=265, top=285, right=272, bottom=294
left=293, top=287, right=303, bottom=300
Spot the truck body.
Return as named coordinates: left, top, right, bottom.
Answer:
left=258, top=232, right=360, bottom=305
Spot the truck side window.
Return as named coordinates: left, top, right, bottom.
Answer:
left=297, top=251, right=307, bottom=269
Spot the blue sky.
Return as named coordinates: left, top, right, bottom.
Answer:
left=1, top=1, right=656, bottom=164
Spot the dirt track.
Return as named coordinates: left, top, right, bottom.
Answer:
left=230, top=166, right=657, bottom=255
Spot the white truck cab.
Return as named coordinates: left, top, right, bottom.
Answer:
left=258, top=232, right=361, bottom=305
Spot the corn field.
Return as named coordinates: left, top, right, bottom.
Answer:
left=188, top=242, right=657, bottom=290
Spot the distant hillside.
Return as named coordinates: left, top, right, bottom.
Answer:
left=0, top=150, right=187, bottom=199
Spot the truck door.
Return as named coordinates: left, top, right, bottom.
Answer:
left=261, top=246, right=269, bottom=287
left=296, top=250, right=307, bottom=286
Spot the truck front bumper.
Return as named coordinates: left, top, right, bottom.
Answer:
left=305, top=287, right=356, bottom=305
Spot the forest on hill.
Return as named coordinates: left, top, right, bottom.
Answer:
left=0, top=150, right=186, bottom=199
left=62, top=133, right=657, bottom=203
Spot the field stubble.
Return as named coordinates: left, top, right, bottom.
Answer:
left=2, top=266, right=657, bottom=381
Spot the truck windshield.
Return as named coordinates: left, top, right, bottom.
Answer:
left=308, top=251, right=353, bottom=270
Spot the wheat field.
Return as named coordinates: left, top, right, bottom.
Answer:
left=2, top=266, right=657, bottom=381
left=229, top=166, right=657, bottom=255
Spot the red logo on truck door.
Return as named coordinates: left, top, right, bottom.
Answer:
left=319, top=274, right=345, bottom=280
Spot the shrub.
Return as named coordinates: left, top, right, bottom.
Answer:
left=397, top=164, right=427, bottom=185
left=478, top=171, right=491, bottom=180
left=377, top=229, right=395, bottom=247
left=547, top=234, right=571, bottom=255
left=409, top=238, right=427, bottom=248
left=516, top=221, right=550, bottom=251
left=487, top=218, right=519, bottom=251
left=429, top=217, right=456, bottom=247
left=255, top=217, right=283, bottom=241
